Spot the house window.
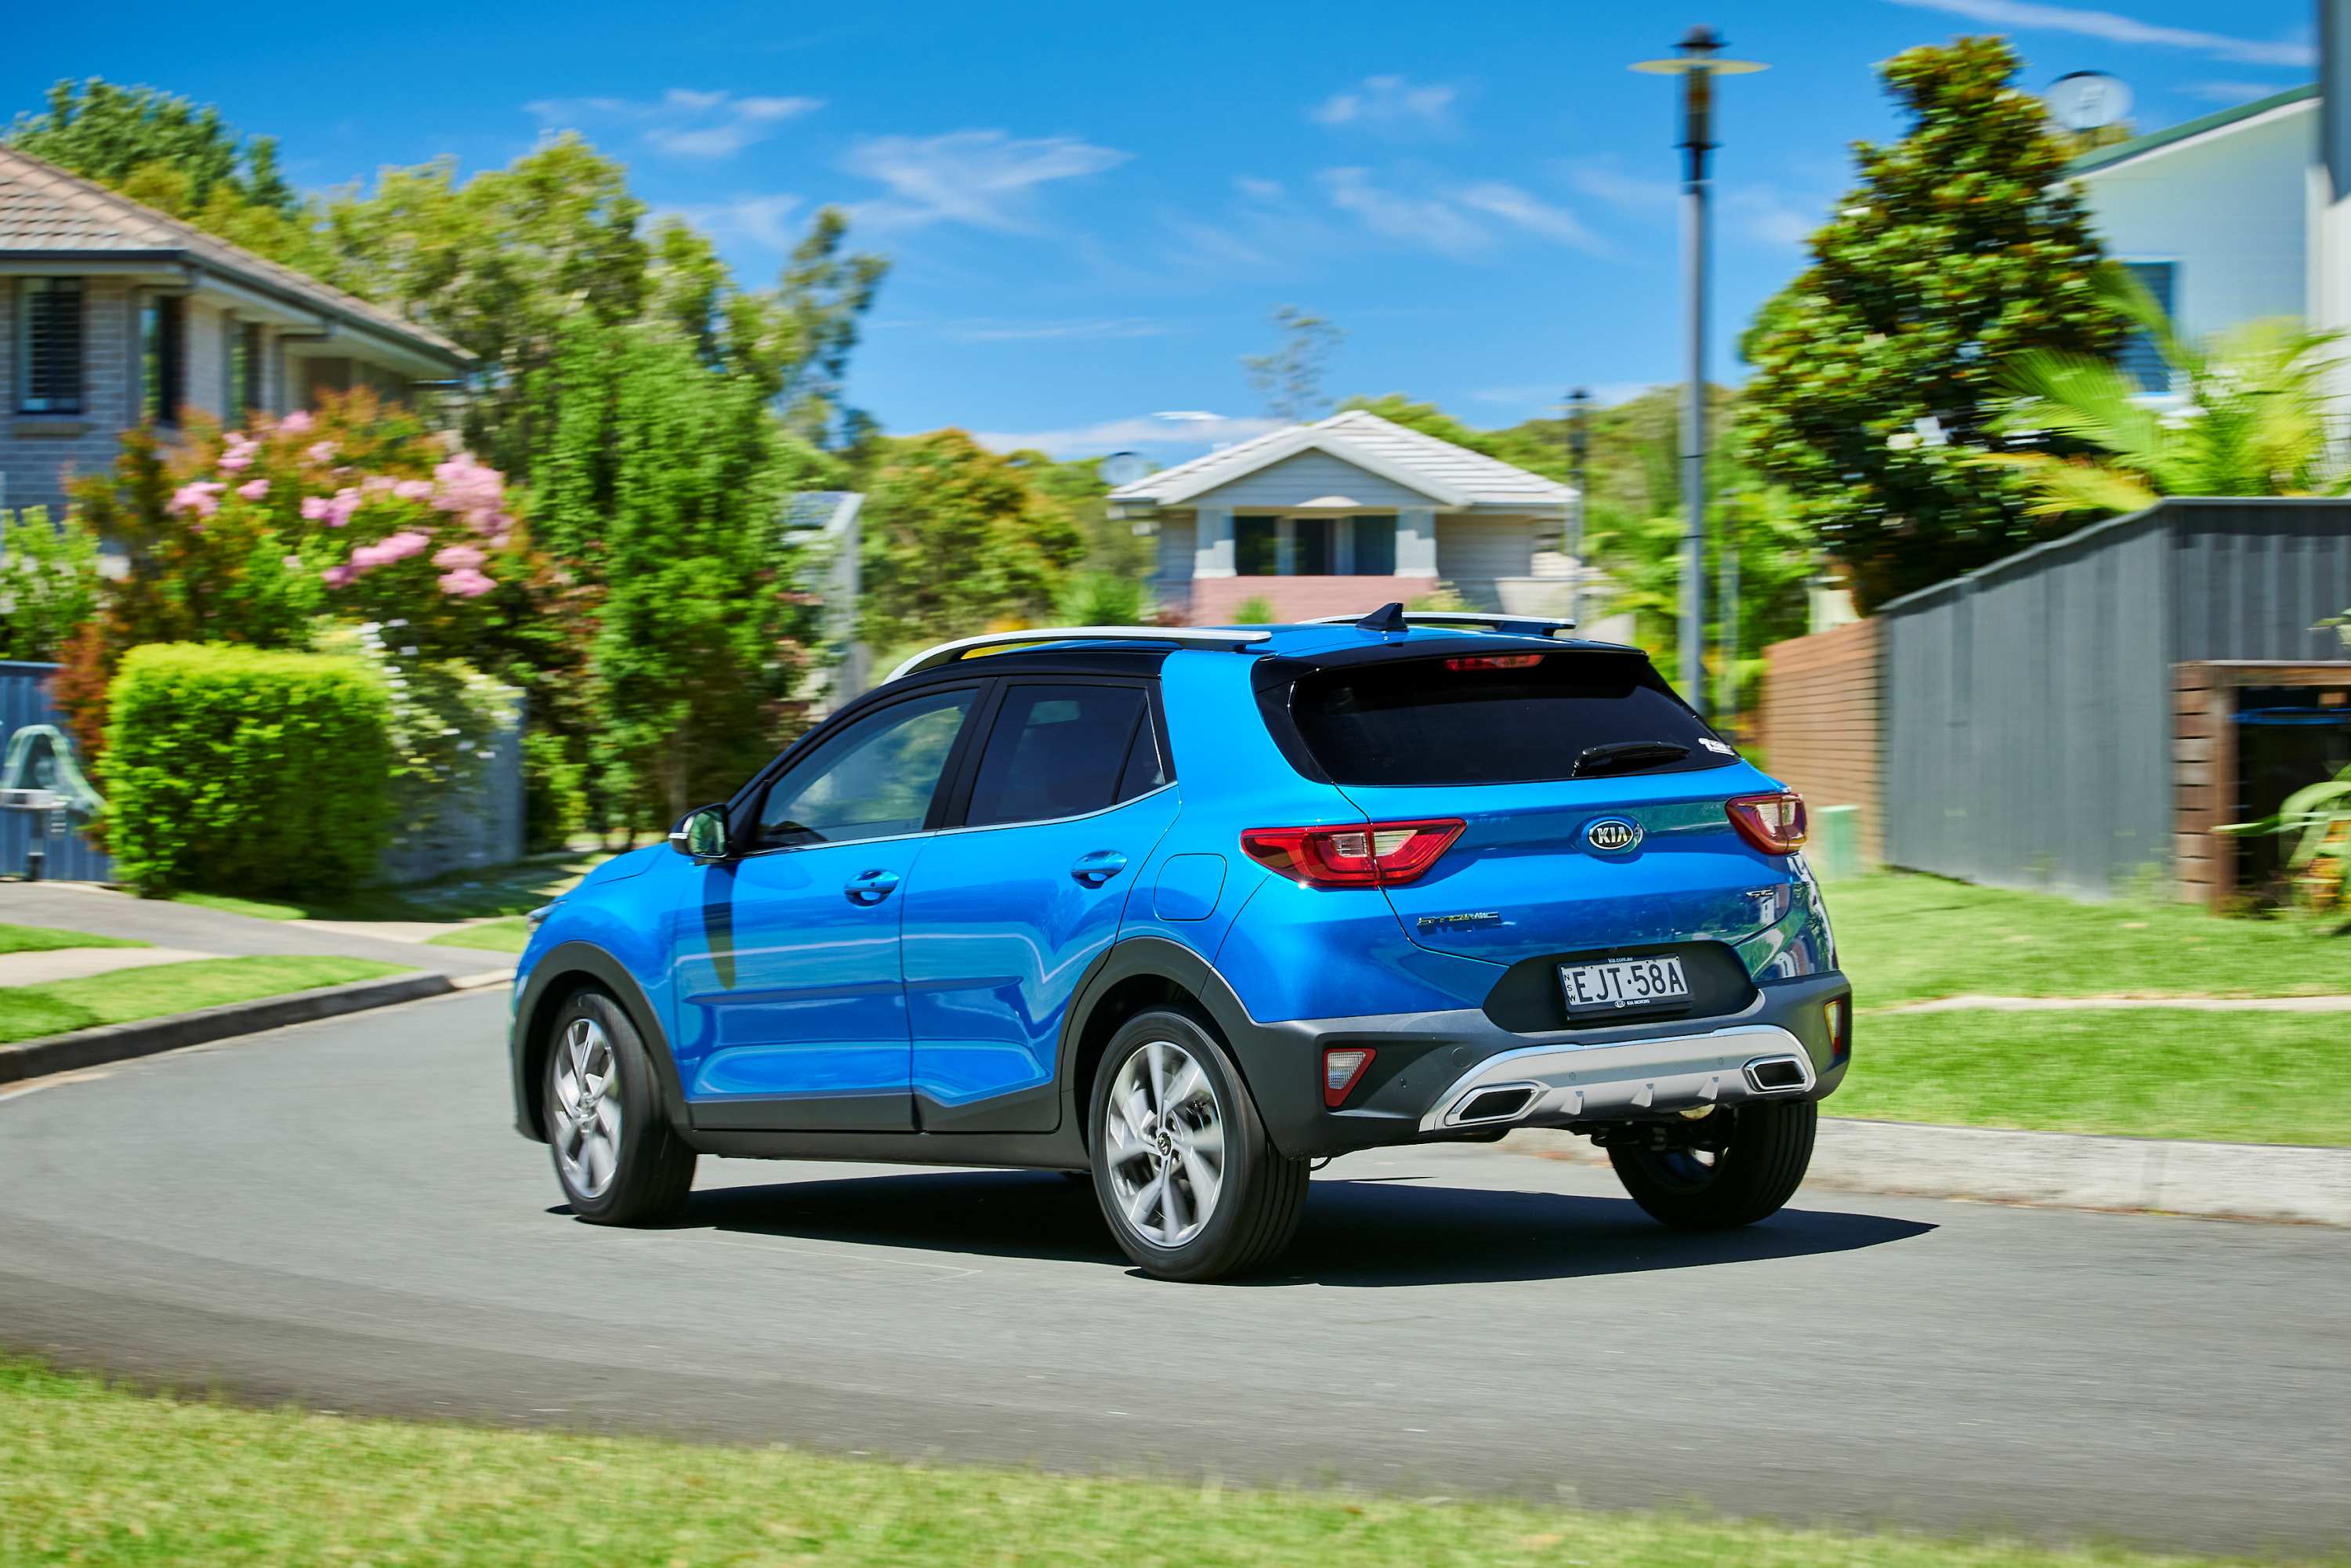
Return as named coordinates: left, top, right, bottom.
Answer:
left=2119, top=262, right=2176, bottom=394
left=16, top=278, right=84, bottom=415
left=1234, top=515, right=1278, bottom=576
left=230, top=322, right=264, bottom=418
left=1351, top=516, right=1397, bottom=575
left=140, top=295, right=186, bottom=426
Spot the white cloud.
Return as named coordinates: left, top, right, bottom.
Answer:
left=1454, top=182, right=1613, bottom=256
left=969, top=411, right=1285, bottom=458
left=1309, top=75, right=1460, bottom=135
left=841, top=130, right=1130, bottom=233
left=942, top=318, right=1175, bottom=342
left=2183, top=78, right=2299, bottom=103
left=1882, top=0, right=2315, bottom=68
left=526, top=89, right=822, bottom=158
left=1233, top=176, right=1287, bottom=203
left=663, top=194, right=804, bottom=251
left=1320, top=167, right=1491, bottom=258
left=1470, top=382, right=1654, bottom=408
left=1563, top=158, right=1677, bottom=211
left=1319, top=169, right=1614, bottom=259
left=1726, top=187, right=1822, bottom=249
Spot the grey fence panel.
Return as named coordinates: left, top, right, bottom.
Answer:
left=1879, top=498, right=2351, bottom=897
left=0, top=661, right=113, bottom=882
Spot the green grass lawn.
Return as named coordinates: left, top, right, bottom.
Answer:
left=0, top=956, right=410, bottom=1045
left=425, top=916, right=531, bottom=954
left=0, top=921, right=147, bottom=956
left=174, top=852, right=610, bottom=925
left=1839, top=1008, right=2351, bottom=1146
left=0, top=1360, right=2302, bottom=1568
left=1829, top=874, right=2349, bottom=1004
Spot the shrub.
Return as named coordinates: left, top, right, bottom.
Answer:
left=1230, top=596, right=1277, bottom=625
left=105, top=643, right=394, bottom=896
left=0, top=507, right=103, bottom=661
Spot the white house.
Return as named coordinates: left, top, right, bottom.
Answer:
left=1107, top=408, right=1619, bottom=628
left=0, top=147, right=471, bottom=515
left=2066, top=85, right=2322, bottom=393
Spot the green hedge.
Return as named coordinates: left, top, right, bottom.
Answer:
left=104, top=644, right=395, bottom=897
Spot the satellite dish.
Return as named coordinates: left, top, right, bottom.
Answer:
left=2045, top=71, right=2132, bottom=132
left=1098, top=451, right=1150, bottom=488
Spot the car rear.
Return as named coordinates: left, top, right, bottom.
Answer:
left=1206, top=631, right=1849, bottom=1155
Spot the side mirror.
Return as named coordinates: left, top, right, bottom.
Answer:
left=668, top=805, right=732, bottom=860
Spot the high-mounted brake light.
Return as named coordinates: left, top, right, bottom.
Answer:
left=1240, top=818, right=1465, bottom=889
left=1323, top=1047, right=1376, bottom=1106
left=1726, top=791, right=1809, bottom=854
left=1443, top=654, right=1544, bottom=671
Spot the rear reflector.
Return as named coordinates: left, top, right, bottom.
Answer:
left=1323, top=1047, right=1376, bottom=1106
left=1726, top=791, right=1808, bottom=854
left=1241, top=818, right=1465, bottom=888
left=1826, top=997, right=1851, bottom=1064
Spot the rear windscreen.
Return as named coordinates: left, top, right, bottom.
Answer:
left=1277, top=651, right=1734, bottom=787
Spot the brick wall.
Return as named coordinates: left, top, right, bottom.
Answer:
left=1183, top=574, right=1430, bottom=624
left=2175, top=661, right=2351, bottom=907
left=1756, top=619, right=1882, bottom=864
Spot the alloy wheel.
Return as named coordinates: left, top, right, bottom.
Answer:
left=551, top=1016, right=621, bottom=1200
left=1103, top=1038, right=1226, bottom=1248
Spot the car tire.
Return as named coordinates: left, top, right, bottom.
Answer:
left=1089, top=1008, right=1309, bottom=1283
left=1606, top=1099, right=1817, bottom=1230
left=543, top=989, right=697, bottom=1226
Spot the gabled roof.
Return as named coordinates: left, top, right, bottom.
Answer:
left=2067, top=84, right=2317, bottom=178
left=1107, top=409, right=1571, bottom=512
left=0, top=147, right=469, bottom=367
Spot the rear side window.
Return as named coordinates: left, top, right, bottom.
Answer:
left=966, top=683, right=1153, bottom=826
left=1277, top=652, right=1732, bottom=787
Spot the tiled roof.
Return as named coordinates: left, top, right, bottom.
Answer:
left=0, top=147, right=469, bottom=364
left=1107, top=409, right=1570, bottom=509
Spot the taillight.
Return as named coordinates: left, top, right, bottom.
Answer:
left=1323, top=1046, right=1376, bottom=1106
left=1240, top=818, right=1465, bottom=888
left=1726, top=791, right=1808, bottom=854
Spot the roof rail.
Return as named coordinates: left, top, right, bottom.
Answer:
left=1306, top=610, right=1578, bottom=636
left=886, top=626, right=1274, bottom=683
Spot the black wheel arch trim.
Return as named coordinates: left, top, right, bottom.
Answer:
left=510, top=941, right=690, bottom=1143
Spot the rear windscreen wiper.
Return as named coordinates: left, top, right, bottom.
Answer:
left=1572, top=740, right=1691, bottom=777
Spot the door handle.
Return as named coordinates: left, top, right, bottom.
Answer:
left=843, top=868, right=901, bottom=904
left=1070, top=850, right=1128, bottom=886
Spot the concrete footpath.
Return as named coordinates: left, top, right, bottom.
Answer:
left=1509, top=1117, right=2351, bottom=1226
left=0, top=882, right=502, bottom=978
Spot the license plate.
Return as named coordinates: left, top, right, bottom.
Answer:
left=1559, top=955, right=1691, bottom=1014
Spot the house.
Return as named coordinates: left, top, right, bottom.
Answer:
left=2066, top=85, right=2322, bottom=393
left=2061, top=3, right=2351, bottom=403
left=0, top=147, right=471, bottom=515
left=1106, top=408, right=1617, bottom=629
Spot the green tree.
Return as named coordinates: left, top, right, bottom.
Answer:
left=0, top=508, right=103, bottom=661
left=1737, top=36, right=2122, bottom=610
left=1981, top=273, right=2346, bottom=517
left=1242, top=306, right=1345, bottom=422
left=859, top=432, right=1084, bottom=654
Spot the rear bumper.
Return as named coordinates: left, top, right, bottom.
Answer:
left=1222, top=970, right=1851, bottom=1159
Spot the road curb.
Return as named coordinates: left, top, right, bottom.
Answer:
left=1505, top=1117, right=2351, bottom=1226
left=0, top=972, right=464, bottom=1085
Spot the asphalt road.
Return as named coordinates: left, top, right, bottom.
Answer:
left=2, top=990, right=2345, bottom=1556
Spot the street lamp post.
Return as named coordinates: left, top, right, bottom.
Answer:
left=1633, top=27, right=1766, bottom=716
left=1566, top=387, right=1589, bottom=628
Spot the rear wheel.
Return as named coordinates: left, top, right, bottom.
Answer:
left=1089, top=1009, right=1309, bottom=1282
left=544, top=990, right=697, bottom=1226
left=1607, top=1100, right=1817, bottom=1229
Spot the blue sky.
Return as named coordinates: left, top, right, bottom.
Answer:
left=9, top=0, right=2319, bottom=458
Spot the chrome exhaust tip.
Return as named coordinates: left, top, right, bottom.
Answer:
left=1450, top=1084, right=1540, bottom=1124
left=1742, top=1053, right=1811, bottom=1094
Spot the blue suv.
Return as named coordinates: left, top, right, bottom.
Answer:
left=509, top=607, right=1851, bottom=1281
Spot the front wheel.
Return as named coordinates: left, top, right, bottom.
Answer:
left=1089, top=1009, right=1309, bottom=1282
left=1607, top=1100, right=1817, bottom=1230
left=543, top=990, right=697, bottom=1226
